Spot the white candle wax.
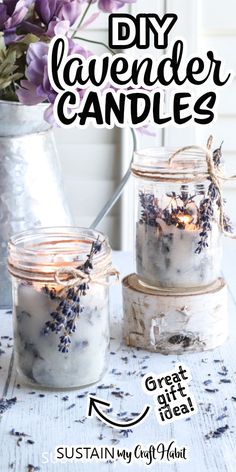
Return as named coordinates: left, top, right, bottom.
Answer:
left=13, top=280, right=109, bottom=388
left=136, top=218, right=222, bottom=289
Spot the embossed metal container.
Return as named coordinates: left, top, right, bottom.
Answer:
left=0, top=101, right=72, bottom=308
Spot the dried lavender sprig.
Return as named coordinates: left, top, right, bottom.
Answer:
left=223, top=214, right=233, bottom=234
left=43, top=238, right=103, bottom=353
left=139, top=189, right=196, bottom=230
left=212, top=141, right=233, bottom=233
left=195, top=182, right=216, bottom=254
left=213, top=142, right=223, bottom=168
left=196, top=143, right=233, bottom=252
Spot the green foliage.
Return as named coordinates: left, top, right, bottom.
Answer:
left=0, top=37, right=23, bottom=91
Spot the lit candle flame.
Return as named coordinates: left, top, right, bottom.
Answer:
left=177, top=214, right=193, bottom=226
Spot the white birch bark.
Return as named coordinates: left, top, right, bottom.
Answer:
left=123, top=274, right=228, bottom=354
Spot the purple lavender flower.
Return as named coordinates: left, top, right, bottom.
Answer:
left=17, top=42, right=53, bottom=106
left=97, top=0, right=136, bottom=13
left=0, top=5, right=8, bottom=31
left=35, top=0, right=81, bottom=29
left=0, top=0, right=33, bottom=30
left=17, top=39, right=91, bottom=121
left=80, top=0, right=136, bottom=13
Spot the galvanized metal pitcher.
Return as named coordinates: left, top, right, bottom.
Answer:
left=0, top=101, right=72, bottom=307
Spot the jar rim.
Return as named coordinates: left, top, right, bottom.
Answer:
left=132, top=146, right=209, bottom=179
left=8, top=226, right=112, bottom=281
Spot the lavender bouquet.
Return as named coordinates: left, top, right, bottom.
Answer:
left=0, top=0, right=136, bottom=120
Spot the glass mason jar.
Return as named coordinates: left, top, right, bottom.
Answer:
left=8, top=227, right=112, bottom=389
left=132, top=147, right=222, bottom=289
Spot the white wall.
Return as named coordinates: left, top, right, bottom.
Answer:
left=198, top=0, right=236, bottom=226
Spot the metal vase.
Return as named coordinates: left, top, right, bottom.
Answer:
left=0, top=100, right=72, bottom=308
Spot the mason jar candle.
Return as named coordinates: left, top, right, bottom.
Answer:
left=132, top=147, right=223, bottom=289
left=8, top=227, right=113, bottom=389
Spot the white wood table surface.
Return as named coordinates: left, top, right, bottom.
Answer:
left=0, top=245, right=236, bottom=472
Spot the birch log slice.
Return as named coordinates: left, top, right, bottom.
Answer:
left=122, top=274, right=228, bottom=354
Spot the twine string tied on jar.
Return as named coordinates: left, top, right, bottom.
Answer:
left=55, top=265, right=120, bottom=288
left=169, top=136, right=236, bottom=239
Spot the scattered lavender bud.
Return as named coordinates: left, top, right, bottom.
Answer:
left=121, top=357, right=128, bottom=363
left=119, top=429, right=133, bottom=438
left=206, top=404, right=212, bottom=412
left=62, top=396, right=69, bottom=401
left=203, top=380, right=212, bottom=386
left=75, top=417, right=87, bottom=424
left=10, top=429, right=29, bottom=437
left=205, top=425, right=229, bottom=439
left=17, top=437, right=23, bottom=447
left=98, top=384, right=113, bottom=390
left=216, top=414, right=228, bottom=421
left=111, top=391, right=124, bottom=399
left=67, top=403, right=76, bottom=410
left=111, top=439, right=120, bottom=445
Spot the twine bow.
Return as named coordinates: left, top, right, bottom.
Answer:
left=54, top=265, right=120, bottom=288
left=169, top=136, right=236, bottom=239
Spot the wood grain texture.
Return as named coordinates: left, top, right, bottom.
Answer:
left=0, top=251, right=235, bottom=472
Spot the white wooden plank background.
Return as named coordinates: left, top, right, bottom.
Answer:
left=0, top=249, right=236, bottom=472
